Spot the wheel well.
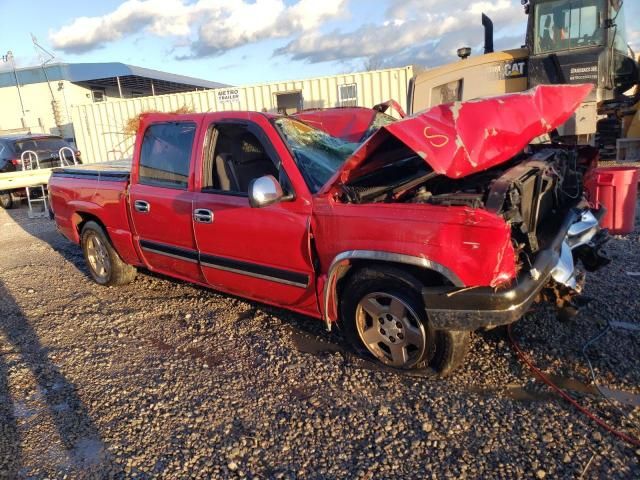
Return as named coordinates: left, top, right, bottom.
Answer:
left=336, top=260, right=453, bottom=306
left=76, top=212, right=106, bottom=238
left=74, top=212, right=138, bottom=270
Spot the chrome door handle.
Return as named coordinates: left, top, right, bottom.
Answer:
left=134, top=200, right=150, bottom=213
left=193, top=209, right=214, bottom=223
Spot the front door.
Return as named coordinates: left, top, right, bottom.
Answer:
left=129, top=120, right=203, bottom=282
left=192, top=122, right=316, bottom=309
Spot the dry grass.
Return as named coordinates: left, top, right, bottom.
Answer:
left=123, top=105, right=195, bottom=137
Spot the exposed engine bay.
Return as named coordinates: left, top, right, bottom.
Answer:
left=341, top=146, right=591, bottom=245
left=339, top=144, right=610, bottom=315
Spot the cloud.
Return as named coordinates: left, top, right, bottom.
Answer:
left=49, top=0, right=191, bottom=54
left=276, top=0, right=527, bottom=66
left=47, top=0, right=638, bottom=69
left=50, top=0, right=347, bottom=57
left=185, top=0, right=346, bottom=59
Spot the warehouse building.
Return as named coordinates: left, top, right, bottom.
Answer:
left=72, top=65, right=414, bottom=163
left=0, top=61, right=413, bottom=163
left=0, top=62, right=226, bottom=142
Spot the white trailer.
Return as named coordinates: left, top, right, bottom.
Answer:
left=0, top=168, right=54, bottom=191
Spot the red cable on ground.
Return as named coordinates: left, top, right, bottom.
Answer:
left=507, top=324, right=640, bottom=448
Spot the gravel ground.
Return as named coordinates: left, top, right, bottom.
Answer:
left=0, top=202, right=639, bottom=479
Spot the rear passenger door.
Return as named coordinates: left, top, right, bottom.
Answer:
left=192, top=120, right=317, bottom=310
left=129, top=121, right=203, bottom=282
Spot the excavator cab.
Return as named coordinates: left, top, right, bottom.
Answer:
left=527, top=0, right=637, bottom=93
left=525, top=0, right=638, bottom=142
left=408, top=0, right=638, bottom=146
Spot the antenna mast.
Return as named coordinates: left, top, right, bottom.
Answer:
left=31, top=34, right=63, bottom=134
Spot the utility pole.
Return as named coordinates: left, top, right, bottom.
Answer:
left=2, top=51, right=26, bottom=118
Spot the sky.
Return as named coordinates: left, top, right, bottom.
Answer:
left=0, top=0, right=638, bottom=86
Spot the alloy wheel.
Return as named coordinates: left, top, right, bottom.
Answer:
left=86, top=233, right=111, bottom=281
left=355, top=292, right=427, bottom=368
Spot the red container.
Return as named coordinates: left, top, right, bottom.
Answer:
left=585, top=166, right=639, bottom=235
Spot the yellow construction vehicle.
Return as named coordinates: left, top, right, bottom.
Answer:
left=408, top=1, right=639, bottom=159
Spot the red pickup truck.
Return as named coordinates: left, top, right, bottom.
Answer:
left=49, top=85, right=609, bottom=375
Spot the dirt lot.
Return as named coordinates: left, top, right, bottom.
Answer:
left=0, top=203, right=639, bottom=479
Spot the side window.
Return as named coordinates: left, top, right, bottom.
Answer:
left=139, top=122, right=196, bottom=189
left=431, top=79, right=463, bottom=106
left=535, top=2, right=604, bottom=53
left=275, top=92, right=303, bottom=115
left=338, top=83, right=358, bottom=107
left=204, top=124, right=279, bottom=194
left=91, top=88, right=106, bottom=103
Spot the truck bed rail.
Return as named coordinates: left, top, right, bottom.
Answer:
left=51, top=159, right=132, bottom=182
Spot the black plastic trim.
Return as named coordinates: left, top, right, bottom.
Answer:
left=140, top=240, right=199, bottom=263
left=51, top=170, right=130, bottom=182
left=200, top=188, right=249, bottom=198
left=138, top=178, right=187, bottom=190
left=200, top=253, right=309, bottom=288
left=139, top=239, right=309, bottom=288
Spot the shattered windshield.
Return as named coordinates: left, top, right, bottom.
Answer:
left=362, top=112, right=396, bottom=141
left=274, top=117, right=359, bottom=193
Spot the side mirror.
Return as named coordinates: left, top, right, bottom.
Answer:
left=248, top=175, right=284, bottom=208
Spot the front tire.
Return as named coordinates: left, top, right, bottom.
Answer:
left=0, top=191, right=13, bottom=209
left=81, top=221, right=136, bottom=286
left=340, top=267, right=470, bottom=375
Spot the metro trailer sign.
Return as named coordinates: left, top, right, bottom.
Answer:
left=216, top=89, right=241, bottom=104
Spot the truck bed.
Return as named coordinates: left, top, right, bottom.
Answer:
left=0, top=159, right=132, bottom=191
left=49, top=158, right=142, bottom=267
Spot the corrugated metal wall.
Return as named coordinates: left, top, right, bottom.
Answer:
left=71, top=66, right=414, bottom=163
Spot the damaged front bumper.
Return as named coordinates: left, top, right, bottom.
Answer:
left=422, top=206, right=608, bottom=331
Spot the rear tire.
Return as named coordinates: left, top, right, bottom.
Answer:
left=340, top=266, right=470, bottom=375
left=0, top=191, right=13, bottom=209
left=81, top=221, right=136, bottom=286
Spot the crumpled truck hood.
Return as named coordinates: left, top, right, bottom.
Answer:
left=320, top=84, right=593, bottom=192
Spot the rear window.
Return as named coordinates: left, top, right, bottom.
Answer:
left=13, top=137, right=69, bottom=157
left=139, top=122, right=196, bottom=189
